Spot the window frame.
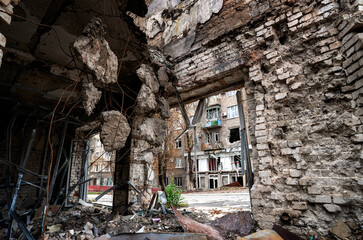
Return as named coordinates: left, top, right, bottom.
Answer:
left=175, top=158, right=183, bottom=168
left=227, top=105, right=239, bottom=119
left=214, top=132, right=220, bottom=143
left=175, top=139, right=182, bottom=149
left=206, top=132, right=211, bottom=144
left=207, top=107, right=220, bottom=120
left=175, top=177, right=182, bottom=187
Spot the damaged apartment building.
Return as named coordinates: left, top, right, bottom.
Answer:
left=166, top=89, right=253, bottom=189
left=0, top=0, right=362, bottom=239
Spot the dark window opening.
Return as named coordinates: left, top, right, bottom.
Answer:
left=175, top=177, right=182, bottom=187
left=229, top=128, right=240, bottom=143
left=209, top=177, right=218, bottom=189
left=234, top=155, right=241, bottom=169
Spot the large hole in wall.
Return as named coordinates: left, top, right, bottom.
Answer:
left=160, top=87, right=253, bottom=215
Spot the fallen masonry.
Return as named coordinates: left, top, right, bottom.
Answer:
left=0, top=0, right=362, bottom=239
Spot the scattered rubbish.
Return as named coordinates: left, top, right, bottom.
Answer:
left=47, top=224, right=62, bottom=233
left=109, top=232, right=208, bottom=240
left=238, top=230, right=283, bottom=240
left=79, top=199, right=94, bottom=207
left=136, top=226, right=145, bottom=233
left=152, top=218, right=161, bottom=222
left=84, top=222, right=94, bottom=231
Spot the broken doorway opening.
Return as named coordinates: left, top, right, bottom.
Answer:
left=86, top=133, right=115, bottom=207
left=164, top=87, right=252, bottom=220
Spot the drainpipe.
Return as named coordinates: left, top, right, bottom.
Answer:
left=193, top=126, right=198, bottom=189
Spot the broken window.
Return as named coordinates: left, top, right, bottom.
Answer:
left=214, top=132, right=220, bottom=142
left=208, top=157, right=217, bottom=171
left=206, top=132, right=211, bottom=144
left=175, top=158, right=182, bottom=168
left=233, top=155, right=241, bottom=169
left=207, top=107, right=220, bottom=120
left=175, top=177, right=182, bottom=187
left=209, top=175, right=218, bottom=189
left=175, top=139, right=182, bottom=148
left=227, top=105, right=239, bottom=119
left=229, top=128, right=240, bottom=143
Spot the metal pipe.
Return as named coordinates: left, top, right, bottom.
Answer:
left=38, top=136, right=49, bottom=199
left=236, top=90, right=253, bottom=189
left=64, top=140, right=74, bottom=207
left=0, top=159, right=48, bottom=179
left=55, top=177, right=94, bottom=216
left=48, top=120, right=68, bottom=201
left=5, top=107, right=18, bottom=209
left=193, top=126, right=198, bottom=189
left=21, top=128, right=37, bottom=168
left=236, top=91, right=245, bottom=175
left=7, top=173, right=23, bottom=240
left=11, top=211, right=35, bottom=240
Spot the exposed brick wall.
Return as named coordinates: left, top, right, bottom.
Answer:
left=146, top=0, right=363, bottom=236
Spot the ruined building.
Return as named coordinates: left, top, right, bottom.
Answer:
left=0, top=0, right=362, bottom=238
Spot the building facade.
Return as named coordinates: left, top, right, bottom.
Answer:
left=88, top=133, right=115, bottom=191
left=166, top=89, right=251, bottom=189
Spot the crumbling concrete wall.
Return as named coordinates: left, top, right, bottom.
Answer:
left=145, top=0, right=363, bottom=236
left=126, top=61, right=172, bottom=209
left=0, top=0, right=18, bottom=66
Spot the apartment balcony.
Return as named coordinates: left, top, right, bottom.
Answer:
left=203, top=119, right=222, bottom=129
left=201, top=142, right=223, bottom=151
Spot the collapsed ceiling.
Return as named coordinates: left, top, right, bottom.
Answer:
left=0, top=0, right=148, bottom=120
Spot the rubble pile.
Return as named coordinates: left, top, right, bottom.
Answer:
left=0, top=203, right=216, bottom=240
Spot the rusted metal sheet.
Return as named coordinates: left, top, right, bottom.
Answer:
left=110, top=232, right=208, bottom=240
left=172, top=205, right=224, bottom=240
left=238, top=230, right=283, bottom=240
left=209, top=211, right=254, bottom=237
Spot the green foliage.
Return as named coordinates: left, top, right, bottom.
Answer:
left=165, top=178, right=184, bottom=207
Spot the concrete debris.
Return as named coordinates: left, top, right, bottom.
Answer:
left=73, top=17, right=118, bottom=85
left=331, top=221, right=351, bottom=240
left=209, top=211, right=254, bottom=237
left=157, top=66, right=169, bottom=88
left=136, top=84, right=158, bottom=113
left=82, top=82, right=102, bottom=116
left=172, top=205, right=224, bottom=240
left=100, top=110, right=131, bottom=151
left=139, top=117, right=166, bottom=146
left=136, top=64, right=160, bottom=93
left=84, top=222, right=94, bottom=231
left=47, top=224, right=62, bottom=233
left=136, top=226, right=145, bottom=233
left=237, top=230, right=283, bottom=240
left=158, top=96, right=170, bottom=119
left=149, top=47, right=171, bottom=67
